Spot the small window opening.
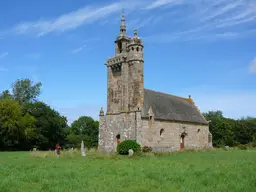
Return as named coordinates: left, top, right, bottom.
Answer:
left=118, top=42, right=122, bottom=53
left=160, top=129, right=164, bottom=136
left=197, top=129, right=200, bottom=133
left=116, top=134, right=121, bottom=145
left=136, top=47, right=139, bottom=52
left=132, top=47, right=134, bottom=51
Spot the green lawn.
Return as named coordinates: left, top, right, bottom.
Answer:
left=0, top=149, right=255, bottom=192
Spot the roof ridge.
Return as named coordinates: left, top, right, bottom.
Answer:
left=143, top=88, right=208, bottom=124
left=144, top=88, right=190, bottom=102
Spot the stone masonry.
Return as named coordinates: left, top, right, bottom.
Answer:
left=98, top=14, right=212, bottom=153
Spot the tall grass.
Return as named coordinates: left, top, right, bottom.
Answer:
left=0, top=149, right=255, bottom=192
left=29, top=148, right=118, bottom=159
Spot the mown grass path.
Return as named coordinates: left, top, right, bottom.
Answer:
left=0, top=150, right=255, bottom=192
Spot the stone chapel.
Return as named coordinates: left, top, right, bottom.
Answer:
left=98, top=14, right=213, bottom=152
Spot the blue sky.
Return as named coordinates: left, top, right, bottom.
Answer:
left=0, top=0, right=256, bottom=123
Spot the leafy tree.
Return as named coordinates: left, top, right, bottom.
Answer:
left=12, top=78, right=42, bottom=104
left=66, top=133, right=81, bottom=148
left=203, top=110, right=224, bottom=120
left=0, top=99, right=36, bottom=150
left=69, top=116, right=99, bottom=149
left=203, top=111, right=236, bottom=147
left=22, top=102, right=68, bottom=149
left=0, top=90, right=12, bottom=100
left=22, top=113, right=37, bottom=147
left=234, top=118, right=256, bottom=145
left=0, top=99, right=24, bottom=149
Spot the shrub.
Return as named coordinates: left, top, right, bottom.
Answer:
left=248, top=141, right=256, bottom=148
left=117, top=140, right=141, bottom=155
left=237, top=144, right=247, bottom=150
left=142, top=146, right=152, bottom=153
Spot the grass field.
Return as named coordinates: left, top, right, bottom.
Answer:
left=0, top=149, right=255, bottom=192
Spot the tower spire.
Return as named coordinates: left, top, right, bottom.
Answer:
left=120, top=11, right=126, bottom=37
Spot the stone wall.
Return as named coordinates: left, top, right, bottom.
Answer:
left=107, top=65, right=123, bottom=114
left=139, top=119, right=212, bottom=152
left=128, top=61, right=144, bottom=111
left=98, top=111, right=139, bottom=152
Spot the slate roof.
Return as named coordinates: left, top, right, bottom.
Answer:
left=142, top=89, right=208, bottom=125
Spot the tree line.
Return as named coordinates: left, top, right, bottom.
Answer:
left=0, top=78, right=255, bottom=151
left=0, top=78, right=98, bottom=151
left=203, top=111, right=256, bottom=148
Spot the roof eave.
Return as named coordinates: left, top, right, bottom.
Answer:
left=141, top=116, right=209, bottom=125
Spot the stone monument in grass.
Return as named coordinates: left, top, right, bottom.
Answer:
left=81, top=140, right=86, bottom=157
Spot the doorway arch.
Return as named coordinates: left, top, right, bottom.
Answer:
left=116, top=134, right=121, bottom=145
left=180, top=132, right=187, bottom=149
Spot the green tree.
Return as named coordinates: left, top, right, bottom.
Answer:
left=0, top=99, right=36, bottom=150
left=21, top=113, right=37, bottom=147
left=69, top=116, right=99, bottom=149
left=234, top=118, right=256, bottom=145
left=22, top=102, right=68, bottom=149
left=12, top=78, right=42, bottom=104
left=203, top=111, right=235, bottom=147
left=0, top=90, right=13, bottom=100
left=203, top=110, right=224, bottom=120
left=66, top=133, right=81, bottom=148
left=0, top=99, right=23, bottom=149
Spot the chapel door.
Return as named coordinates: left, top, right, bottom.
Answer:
left=116, top=134, right=121, bottom=145
left=180, top=135, right=185, bottom=149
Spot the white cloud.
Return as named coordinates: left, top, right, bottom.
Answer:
left=143, top=29, right=256, bottom=43
left=143, top=0, right=256, bottom=42
left=145, top=0, right=183, bottom=10
left=71, top=45, right=87, bottom=54
left=0, top=52, right=8, bottom=59
left=12, top=1, right=145, bottom=37
left=200, top=0, right=243, bottom=22
left=127, top=16, right=156, bottom=29
left=2, top=0, right=255, bottom=42
left=249, top=57, right=256, bottom=73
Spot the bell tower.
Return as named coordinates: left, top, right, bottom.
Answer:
left=126, top=29, right=144, bottom=111
left=105, top=13, right=144, bottom=114
left=115, top=13, right=129, bottom=55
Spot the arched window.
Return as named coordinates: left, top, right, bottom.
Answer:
left=136, top=47, right=139, bottom=52
left=160, top=129, right=164, bottom=136
left=132, top=47, right=134, bottom=51
left=116, top=134, right=121, bottom=145
left=118, top=41, right=122, bottom=53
